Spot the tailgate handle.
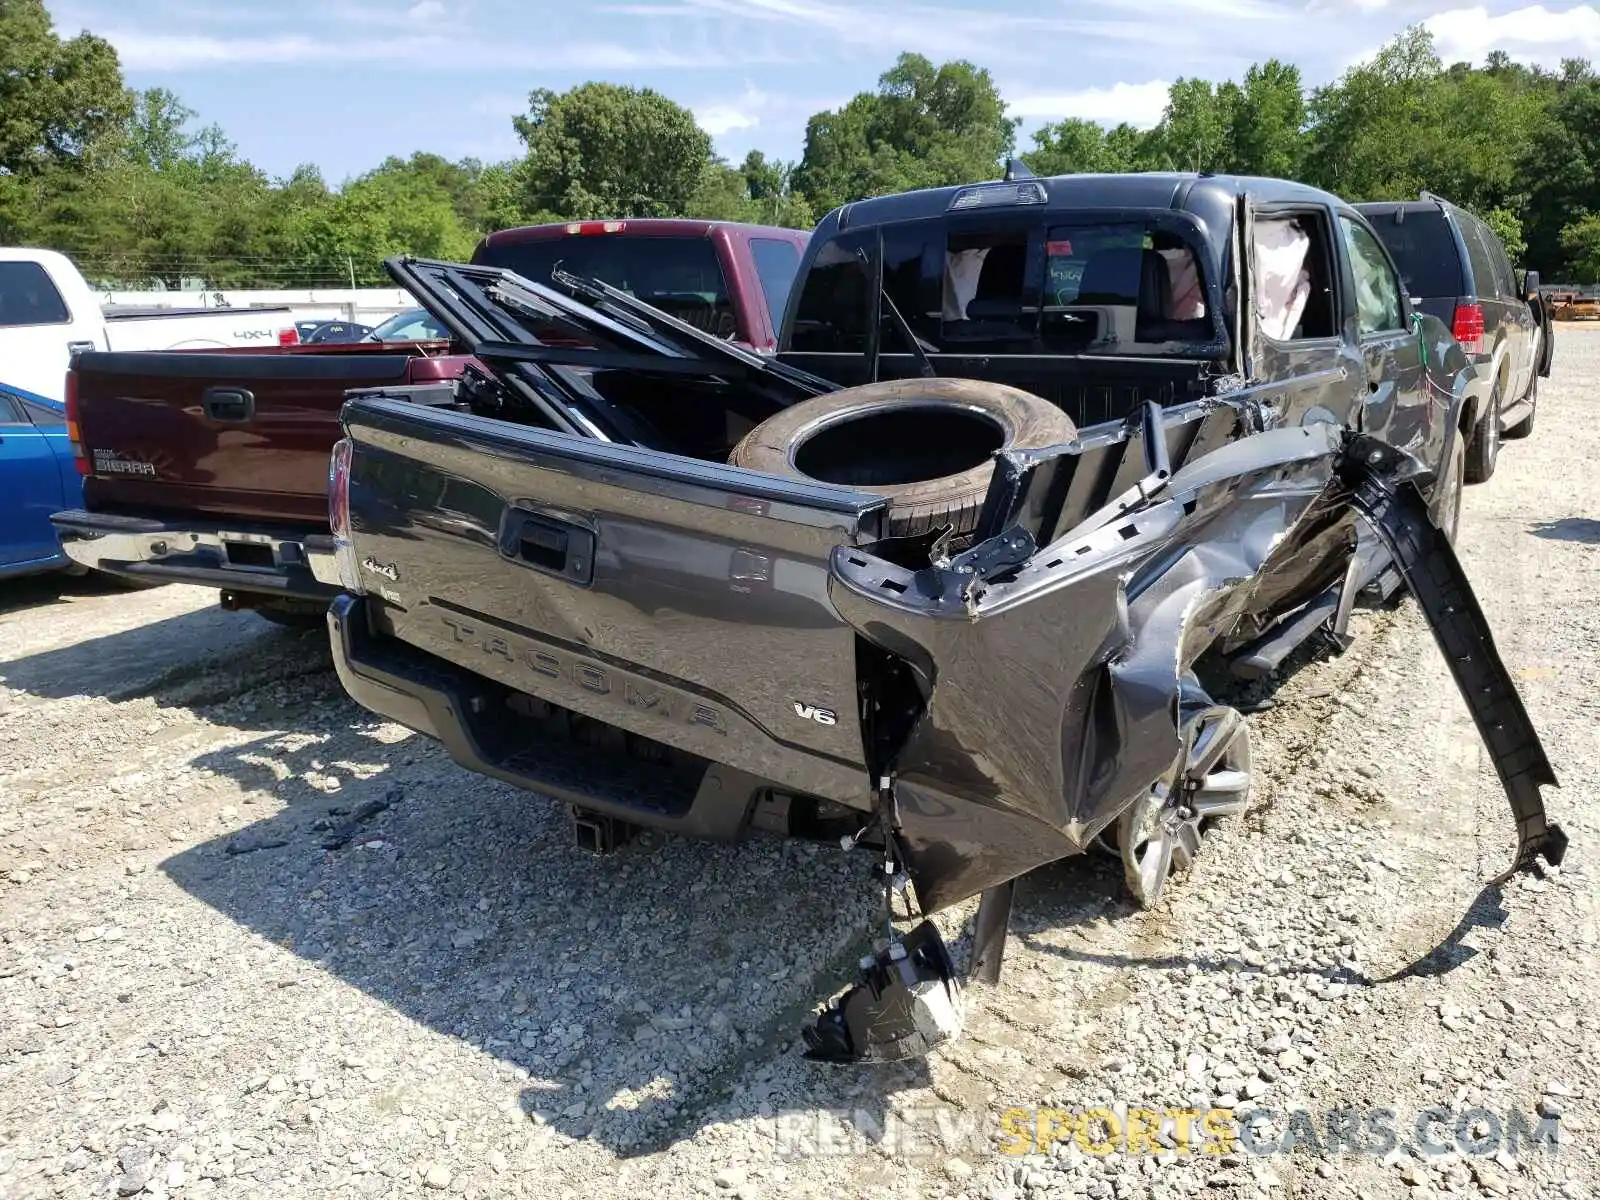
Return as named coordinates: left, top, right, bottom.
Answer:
left=498, top=509, right=595, bottom=586
left=202, top=387, right=255, bottom=422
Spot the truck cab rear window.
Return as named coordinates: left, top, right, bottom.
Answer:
left=475, top=236, right=735, bottom=338
left=0, top=261, right=71, bottom=327
left=787, top=219, right=1215, bottom=355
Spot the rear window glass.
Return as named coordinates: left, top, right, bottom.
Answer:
left=0, top=261, right=71, bottom=328
left=1462, top=216, right=1515, bottom=298
left=476, top=235, right=734, bottom=338
left=749, top=237, right=802, bottom=330
left=1456, top=216, right=1503, bottom=299
left=788, top=233, right=872, bottom=353
left=1360, top=210, right=1464, bottom=299
left=788, top=216, right=1215, bottom=356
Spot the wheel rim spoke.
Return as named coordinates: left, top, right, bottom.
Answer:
left=1120, top=699, right=1252, bottom=909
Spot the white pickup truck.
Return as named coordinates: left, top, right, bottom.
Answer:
left=0, top=248, right=300, bottom=403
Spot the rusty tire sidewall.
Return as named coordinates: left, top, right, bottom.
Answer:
left=728, top=378, right=1078, bottom=536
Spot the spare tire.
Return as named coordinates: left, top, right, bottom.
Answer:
left=728, top=378, right=1077, bottom=539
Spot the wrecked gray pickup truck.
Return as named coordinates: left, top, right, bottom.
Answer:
left=323, top=172, right=1565, bottom=1064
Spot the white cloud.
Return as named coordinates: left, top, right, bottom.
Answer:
left=696, top=106, right=759, bottom=136
left=604, top=0, right=1293, bottom=64
left=1007, top=80, right=1173, bottom=130
left=405, top=0, right=445, bottom=20
left=99, top=27, right=759, bottom=71
left=1424, top=4, right=1600, bottom=65
left=693, top=84, right=769, bottom=136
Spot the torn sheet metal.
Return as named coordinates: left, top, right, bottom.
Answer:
left=829, top=422, right=1353, bottom=913
left=830, top=422, right=1563, bottom=917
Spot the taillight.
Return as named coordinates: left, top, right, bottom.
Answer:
left=563, top=221, right=626, bottom=235
left=1452, top=302, right=1485, bottom=355
left=278, top=327, right=301, bottom=346
left=328, top=437, right=364, bottom=592
left=65, top=368, right=90, bottom=477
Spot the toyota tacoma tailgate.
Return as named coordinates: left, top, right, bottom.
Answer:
left=335, top=395, right=890, bottom=830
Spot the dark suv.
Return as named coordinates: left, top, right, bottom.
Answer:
left=1356, top=193, right=1553, bottom=483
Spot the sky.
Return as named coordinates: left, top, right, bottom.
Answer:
left=45, top=0, right=1600, bottom=185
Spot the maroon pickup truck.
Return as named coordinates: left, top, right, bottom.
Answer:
left=50, top=219, right=810, bottom=625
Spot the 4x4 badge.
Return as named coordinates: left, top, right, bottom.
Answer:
left=362, top=556, right=399, bottom=582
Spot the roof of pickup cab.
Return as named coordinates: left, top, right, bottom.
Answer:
left=825, top=172, right=1350, bottom=236
left=476, top=218, right=810, bottom=251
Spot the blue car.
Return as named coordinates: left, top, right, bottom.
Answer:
left=1, top=381, right=84, bottom=580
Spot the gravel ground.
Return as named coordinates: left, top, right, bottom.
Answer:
left=2, top=330, right=1596, bottom=1200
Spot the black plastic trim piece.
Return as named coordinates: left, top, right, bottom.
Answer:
left=1341, top=436, right=1566, bottom=879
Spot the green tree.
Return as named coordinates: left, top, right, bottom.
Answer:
left=1519, top=75, right=1600, bottom=276
left=1220, top=60, right=1306, bottom=178
left=0, top=0, right=130, bottom=175
left=1147, top=78, right=1227, bottom=172
left=793, top=53, right=1018, bottom=214
left=684, top=158, right=760, bottom=222
left=1023, top=118, right=1149, bottom=175
left=680, top=153, right=814, bottom=228
left=1305, top=25, right=1443, bottom=199
left=469, top=160, right=530, bottom=233
left=513, top=82, right=711, bottom=219
left=120, top=87, right=195, bottom=170
left=1558, top=213, right=1600, bottom=282
left=1483, top=207, right=1527, bottom=262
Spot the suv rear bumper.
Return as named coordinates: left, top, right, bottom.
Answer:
left=327, top=593, right=777, bottom=840
left=50, top=508, right=340, bottom=600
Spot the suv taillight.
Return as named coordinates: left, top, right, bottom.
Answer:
left=328, top=437, right=363, bottom=592
left=65, top=368, right=90, bottom=477
left=1452, top=302, right=1485, bottom=355
left=279, top=327, right=300, bottom=347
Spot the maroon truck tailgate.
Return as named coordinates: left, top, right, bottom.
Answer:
left=73, top=347, right=463, bottom=525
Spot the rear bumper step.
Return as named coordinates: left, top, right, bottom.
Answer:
left=327, top=594, right=775, bottom=840
left=50, top=508, right=340, bottom=600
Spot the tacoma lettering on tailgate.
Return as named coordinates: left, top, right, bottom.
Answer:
left=439, top=614, right=728, bottom=734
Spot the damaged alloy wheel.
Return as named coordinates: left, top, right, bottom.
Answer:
left=1118, top=689, right=1253, bottom=909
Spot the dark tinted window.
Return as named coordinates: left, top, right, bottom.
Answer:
left=1473, top=220, right=1516, bottom=297
left=1360, top=209, right=1464, bottom=299
left=0, top=393, right=23, bottom=423
left=748, top=238, right=802, bottom=330
left=476, top=235, right=733, bottom=336
left=1457, top=215, right=1502, bottom=299
left=788, top=233, right=871, bottom=352
left=0, top=261, right=71, bottom=327
left=19, top=396, right=64, bottom=427
left=792, top=217, right=1214, bottom=356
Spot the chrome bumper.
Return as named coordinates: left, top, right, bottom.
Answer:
left=51, top=509, right=341, bottom=598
